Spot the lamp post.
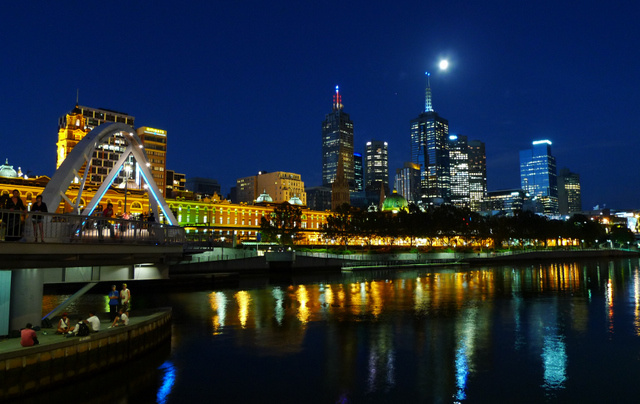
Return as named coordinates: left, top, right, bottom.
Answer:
left=124, top=163, right=132, bottom=214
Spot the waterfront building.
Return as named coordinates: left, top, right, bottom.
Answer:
left=185, top=177, right=221, bottom=197
left=394, top=162, right=421, bottom=204
left=519, top=140, right=558, bottom=214
left=322, top=86, right=355, bottom=191
left=57, top=104, right=136, bottom=186
left=235, top=171, right=306, bottom=205
left=557, top=167, right=582, bottom=216
left=410, top=73, right=450, bottom=202
left=365, top=140, right=389, bottom=192
left=136, top=127, right=167, bottom=196
left=353, top=152, right=364, bottom=192
left=448, top=135, right=469, bottom=208
left=468, top=140, right=487, bottom=212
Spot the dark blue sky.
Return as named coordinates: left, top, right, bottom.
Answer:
left=2, top=1, right=638, bottom=210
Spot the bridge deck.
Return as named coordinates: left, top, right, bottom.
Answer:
left=0, top=241, right=184, bottom=269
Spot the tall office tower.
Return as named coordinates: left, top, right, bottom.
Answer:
left=394, top=162, right=421, bottom=204
left=468, top=140, right=487, bottom=212
left=410, top=73, right=450, bottom=202
left=322, top=86, right=355, bottom=190
left=519, top=140, right=558, bottom=214
left=557, top=168, right=582, bottom=216
left=57, top=104, right=135, bottom=185
left=365, top=140, right=389, bottom=190
left=236, top=171, right=307, bottom=205
left=448, top=135, right=469, bottom=208
left=136, top=127, right=167, bottom=196
left=353, top=153, right=364, bottom=192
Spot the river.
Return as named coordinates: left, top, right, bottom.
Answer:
left=31, top=258, right=640, bottom=403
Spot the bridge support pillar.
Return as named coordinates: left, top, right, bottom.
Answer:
left=9, top=268, right=44, bottom=333
left=0, top=271, right=11, bottom=336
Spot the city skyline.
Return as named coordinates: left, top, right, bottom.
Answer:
left=1, top=1, right=639, bottom=209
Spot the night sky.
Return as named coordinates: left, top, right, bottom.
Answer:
left=1, top=1, right=638, bottom=210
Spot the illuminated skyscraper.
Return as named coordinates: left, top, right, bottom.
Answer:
left=353, top=152, right=364, bottom=192
left=394, top=162, right=421, bottom=203
left=322, top=86, right=354, bottom=191
left=557, top=168, right=582, bottom=215
left=468, top=139, right=487, bottom=212
left=519, top=140, right=558, bottom=214
left=410, top=73, right=450, bottom=202
left=448, top=135, right=469, bottom=208
left=365, top=140, right=389, bottom=191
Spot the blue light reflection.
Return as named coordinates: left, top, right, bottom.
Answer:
left=157, top=360, right=176, bottom=404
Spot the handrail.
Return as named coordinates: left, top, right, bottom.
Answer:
left=0, top=209, right=185, bottom=245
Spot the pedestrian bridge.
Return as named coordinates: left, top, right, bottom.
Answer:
left=0, top=209, right=186, bottom=335
left=0, top=209, right=185, bottom=269
left=0, top=121, right=188, bottom=336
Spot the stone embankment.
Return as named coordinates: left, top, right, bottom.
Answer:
left=0, top=308, right=171, bottom=401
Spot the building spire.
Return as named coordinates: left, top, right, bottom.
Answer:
left=424, top=72, right=433, bottom=112
left=333, top=85, right=343, bottom=111
left=76, top=88, right=79, bottom=106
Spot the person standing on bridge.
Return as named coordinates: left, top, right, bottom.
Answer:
left=120, top=283, right=131, bottom=313
left=99, top=202, right=115, bottom=240
left=5, top=189, right=26, bottom=241
left=30, top=194, right=48, bottom=242
left=108, top=285, right=120, bottom=321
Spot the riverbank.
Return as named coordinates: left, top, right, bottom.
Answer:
left=463, top=248, right=639, bottom=265
left=0, top=308, right=172, bottom=401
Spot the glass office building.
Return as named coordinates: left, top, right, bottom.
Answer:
left=519, top=140, right=558, bottom=214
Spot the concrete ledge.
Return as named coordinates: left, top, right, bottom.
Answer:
left=0, top=308, right=172, bottom=401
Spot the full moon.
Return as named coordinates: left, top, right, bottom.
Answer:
left=439, top=59, right=449, bottom=70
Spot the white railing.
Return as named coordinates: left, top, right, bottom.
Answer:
left=0, top=209, right=185, bottom=245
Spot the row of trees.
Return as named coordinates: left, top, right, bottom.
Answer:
left=260, top=202, right=634, bottom=249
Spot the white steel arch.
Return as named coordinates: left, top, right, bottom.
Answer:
left=42, top=122, right=178, bottom=225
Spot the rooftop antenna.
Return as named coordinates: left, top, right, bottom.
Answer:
left=76, top=89, right=79, bottom=106
left=424, top=72, right=433, bottom=112
left=333, top=85, right=343, bottom=111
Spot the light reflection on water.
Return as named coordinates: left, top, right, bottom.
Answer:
left=41, top=258, right=640, bottom=403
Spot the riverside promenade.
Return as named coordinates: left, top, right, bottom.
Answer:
left=0, top=308, right=172, bottom=401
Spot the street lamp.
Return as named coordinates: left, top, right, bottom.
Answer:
left=124, top=163, right=132, bottom=214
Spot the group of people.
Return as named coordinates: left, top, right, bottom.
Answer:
left=51, top=284, right=131, bottom=337
left=19, top=283, right=133, bottom=347
left=0, top=189, right=48, bottom=242
left=54, top=311, right=103, bottom=337
left=108, top=283, right=131, bottom=327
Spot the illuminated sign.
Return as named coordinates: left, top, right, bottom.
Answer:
left=532, top=140, right=552, bottom=145
left=142, top=127, right=167, bottom=136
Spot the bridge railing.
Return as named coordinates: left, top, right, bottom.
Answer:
left=0, top=209, right=185, bottom=245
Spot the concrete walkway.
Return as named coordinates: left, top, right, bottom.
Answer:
left=0, top=312, right=159, bottom=356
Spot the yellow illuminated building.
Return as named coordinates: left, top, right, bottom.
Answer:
left=56, top=104, right=136, bottom=186
left=236, top=171, right=307, bottom=205
left=136, top=127, right=167, bottom=197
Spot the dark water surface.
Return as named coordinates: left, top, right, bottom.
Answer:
left=38, top=258, right=640, bottom=403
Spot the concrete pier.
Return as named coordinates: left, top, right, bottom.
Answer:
left=0, top=308, right=172, bottom=401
